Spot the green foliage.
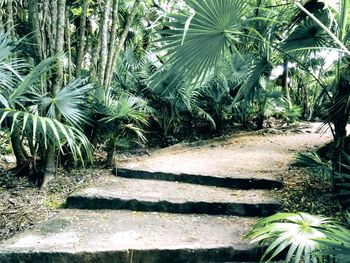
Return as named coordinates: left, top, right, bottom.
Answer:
left=43, top=195, right=66, bottom=209
left=247, top=212, right=336, bottom=263
left=315, top=212, right=350, bottom=262
left=92, top=87, right=151, bottom=148
left=0, top=109, right=92, bottom=162
left=0, top=130, right=12, bottom=155
left=254, top=77, right=284, bottom=120
left=41, top=78, right=92, bottom=127
left=70, top=6, right=83, bottom=16
left=0, top=31, right=93, bottom=166
left=282, top=103, right=302, bottom=124
left=153, top=0, right=247, bottom=90
left=283, top=13, right=331, bottom=57
left=295, top=151, right=333, bottom=181
left=248, top=212, right=350, bottom=263
left=2, top=0, right=349, bottom=178
left=334, top=158, right=350, bottom=211
left=198, top=74, right=233, bottom=130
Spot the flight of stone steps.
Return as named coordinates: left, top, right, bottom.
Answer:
left=0, top=123, right=333, bottom=262
left=0, top=166, right=282, bottom=263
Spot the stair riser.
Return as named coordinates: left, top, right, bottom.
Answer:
left=115, top=169, right=282, bottom=190
left=0, top=247, right=261, bottom=263
left=66, top=197, right=280, bottom=217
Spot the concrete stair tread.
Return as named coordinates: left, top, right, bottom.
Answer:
left=118, top=167, right=282, bottom=181
left=66, top=178, right=280, bottom=216
left=70, top=177, right=278, bottom=204
left=118, top=128, right=331, bottom=184
left=116, top=168, right=282, bottom=189
left=0, top=210, right=260, bottom=262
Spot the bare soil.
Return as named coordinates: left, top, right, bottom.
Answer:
left=0, top=166, right=113, bottom=241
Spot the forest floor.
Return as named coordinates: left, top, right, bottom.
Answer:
left=0, top=122, right=344, bottom=242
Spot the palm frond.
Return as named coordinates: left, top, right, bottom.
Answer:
left=228, top=55, right=252, bottom=84
left=295, top=151, right=333, bottom=181
left=42, top=78, right=92, bottom=127
left=315, top=223, right=350, bottom=262
left=8, top=56, right=59, bottom=105
left=283, top=18, right=331, bottom=57
left=194, top=107, right=216, bottom=129
left=102, top=92, right=151, bottom=126
left=247, top=212, right=332, bottom=263
left=0, top=109, right=93, bottom=163
left=235, top=56, right=272, bottom=102
left=120, top=123, right=147, bottom=144
left=0, top=30, right=27, bottom=92
left=152, top=0, right=248, bottom=89
left=0, top=94, right=9, bottom=108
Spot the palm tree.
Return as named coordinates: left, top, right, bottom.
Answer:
left=153, top=0, right=306, bottom=129
left=90, top=87, right=151, bottom=167
left=0, top=31, right=92, bottom=185
left=155, top=0, right=350, bottom=174
left=284, top=1, right=348, bottom=173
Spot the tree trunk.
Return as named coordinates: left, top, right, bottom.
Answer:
left=282, top=61, right=292, bottom=108
left=28, top=0, right=43, bottom=62
left=104, top=0, right=119, bottom=88
left=256, top=112, right=264, bottom=130
left=43, top=0, right=66, bottom=187
left=98, top=0, right=112, bottom=86
left=75, top=0, right=89, bottom=77
left=55, top=0, right=66, bottom=54
left=106, top=145, right=114, bottom=166
left=41, top=0, right=49, bottom=59
left=331, top=74, right=350, bottom=173
left=6, top=0, right=15, bottom=41
left=42, top=151, right=57, bottom=187
left=49, top=0, right=57, bottom=56
left=53, top=0, right=66, bottom=94
left=0, top=5, right=3, bottom=29
left=89, top=5, right=102, bottom=82
left=106, top=0, right=140, bottom=87
left=65, top=7, right=72, bottom=82
left=10, top=128, right=30, bottom=177
left=90, top=38, right=101, bottom=82
left=106, top=139, right=116, bottom=170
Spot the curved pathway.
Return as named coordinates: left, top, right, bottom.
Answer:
left=0, top=123, right=332, bottom=263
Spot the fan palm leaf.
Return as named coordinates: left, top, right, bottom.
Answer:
left=0, top=31, right=27, bottom=93
left=93, top=88, right=151, bottom=145
left=247, top=212, right=332, bottom=263
left=8, top=56, right=59, bottom=107
left=0, top=109, right=93, bottom=163
left=295, top=151, right=333, bottom=181
left=282, top=17, right=331, bottom=57
left=152, top=0, right=248, bottom=90
left=41, top=78, right=92, bottom=127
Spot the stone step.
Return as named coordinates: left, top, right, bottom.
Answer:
left=0, top=210, right=261, bottom=263
left=66, top=178, right=280, bottom=217
left=115, top=168, right=283, bottom=190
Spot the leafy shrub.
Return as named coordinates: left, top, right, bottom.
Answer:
left=295, top=151, right=333, bottom=181
left=282, top=103, right=302, bottom=124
